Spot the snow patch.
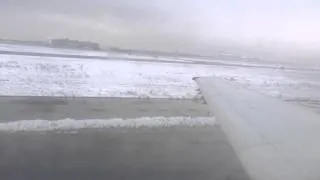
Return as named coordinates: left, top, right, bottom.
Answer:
left=0, top=117, right=216, bottom=132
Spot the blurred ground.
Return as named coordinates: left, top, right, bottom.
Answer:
left=0, top=96, right=250, bottom=180
left=0, top=126, right=250, bottom=180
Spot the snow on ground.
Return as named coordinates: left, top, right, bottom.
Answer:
left=0, top=54, right=319, bottom=100
left=0, top=43, right=286, bottom=66
left=0, top=43, right=189, bottom=63
left=0, top=55, right=217, bottom=98
left=0, top=117, right=216, bottom=132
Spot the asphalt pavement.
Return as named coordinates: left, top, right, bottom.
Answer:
left=0, top=96, right=250, bottom=180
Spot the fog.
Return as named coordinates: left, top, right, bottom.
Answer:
left=1, top=0, right=320, bottom=60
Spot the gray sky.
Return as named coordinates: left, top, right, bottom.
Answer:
left=1, top=0, right=320, bottom=55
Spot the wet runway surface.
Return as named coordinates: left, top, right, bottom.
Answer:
left=0, top=96, right=209, bottom=121
left=0, top=127, right=249, bottom=180
left=0, top=96, right=250, bottom=180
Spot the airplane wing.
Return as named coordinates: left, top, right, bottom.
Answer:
left=195, top=77, right=320, bottom=180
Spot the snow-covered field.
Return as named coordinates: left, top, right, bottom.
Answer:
left=0, top=55, right=214, bottom=98
left=0, top=43, right=190, bottom=62
left=0, top=54, right=320, bottom=101
left=0, top=43, right=290, bottom=68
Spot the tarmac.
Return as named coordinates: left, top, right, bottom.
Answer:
left=0, top=96, right=250, bottom=180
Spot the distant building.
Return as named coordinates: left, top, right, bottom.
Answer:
left=51, top=39, right=100, bottom=50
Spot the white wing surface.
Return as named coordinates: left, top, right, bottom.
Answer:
left=196, top=77, right=320, bottom=180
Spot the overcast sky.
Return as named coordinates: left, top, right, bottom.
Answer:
left=1, top=0, right=320, bottom=54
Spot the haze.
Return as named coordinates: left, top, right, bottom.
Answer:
left=1, top=0, right=320, bottom=60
